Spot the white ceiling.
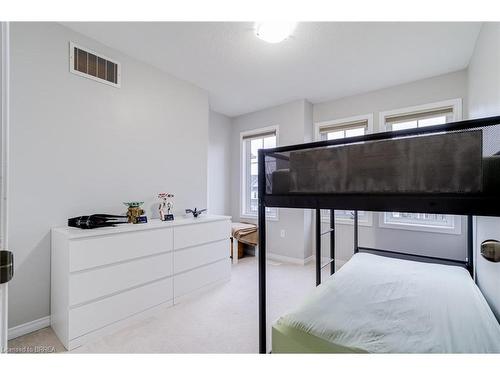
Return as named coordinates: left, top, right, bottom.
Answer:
left=62, top=22, right=482, bottom=117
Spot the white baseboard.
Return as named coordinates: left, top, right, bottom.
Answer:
left=267, top=253, right=311, bottom=265
left=8, top=316, right=51, bottom=340
left=303, top=255, right=313, bottom=264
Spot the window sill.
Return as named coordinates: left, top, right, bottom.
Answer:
left=378, top=216, right=461, bottom=235
left=320, top=213, right=373, bottom=227
left=320, top=218, right=373, bottom=227
left=240, top=213, right=279, bottom=222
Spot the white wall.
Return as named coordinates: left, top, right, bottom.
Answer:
left=468, top=23, right=500, bottom=120
left=467, top=23, right=500, bottom=320
left=8, top=22, right=209, bottom=328
left=314, top=70, right=468, bottom=130
left=208, top=110, right=231, bottom=215
left=314, top=70, right=469, bottom=264
left=230, top=99, right=313, bottom=261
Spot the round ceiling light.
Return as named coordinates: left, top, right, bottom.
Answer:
left=254, top=22, right=297, bottom=44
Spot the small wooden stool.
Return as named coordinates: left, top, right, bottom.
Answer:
left=230, top=238, right=245, bottom=260
left=231, top=222, right=258, bottom=264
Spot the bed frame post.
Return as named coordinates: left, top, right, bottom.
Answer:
left=467, top=215, right=474, bottom=277
left=353, top=210, right=359, bottom=253
left=330, top=210, right=335, bottom=275
left=315, top=209, right=321, bottom=286
left=258, top=150, right=267, bottom=354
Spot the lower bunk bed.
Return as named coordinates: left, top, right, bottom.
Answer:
left=272, top=252, right=500, bottom=353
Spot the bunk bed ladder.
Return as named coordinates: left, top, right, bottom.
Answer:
left=353, top=210, right=359, bottom=253
left=315, top=209, right=336, bottom=286
left=467, top=215, right=474, bottom=277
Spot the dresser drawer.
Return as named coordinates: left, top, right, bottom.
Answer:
left=174, top=220, right=230, bottom=250
left=69, top=228, right=173, bottom=272
left=69, top=277, right=173, bottom=339
left=69, top=251, right=173, bottom=306
left=174, top=258, right=230, bottom=299
left=173, top=239, right=229, bottom=274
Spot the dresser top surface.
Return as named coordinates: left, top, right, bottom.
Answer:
left=53, top=215, right=232, bottom=239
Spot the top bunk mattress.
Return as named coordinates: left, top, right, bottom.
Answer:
left=268, top=130, right=500, bottom=194
left=276, top=253, right=500, bottom=353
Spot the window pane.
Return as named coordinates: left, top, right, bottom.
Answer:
left=327, top=130, right=344, bottom=140
left=250, top=161, right=258, bottom=175
left=250, top=139, right=262, bottom=159
left=392, top=120, right=418, bottom=131
left=243, top=133, right=277, bottom=218
left=384, top=212, right=454, bottom=228
left=418, top=116, right=446, bottom=127
left=345, top=127, right=365, bottom=137
left=263, top=136, right=276, bottom=149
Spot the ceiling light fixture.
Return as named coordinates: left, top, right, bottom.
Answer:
left=254, top=22, right=297, bottom=44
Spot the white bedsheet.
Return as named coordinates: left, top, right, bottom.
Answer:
left=278, top=252, right=500, bottom=353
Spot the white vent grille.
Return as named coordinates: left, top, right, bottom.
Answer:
left=69, top=42, right=121, bottom=88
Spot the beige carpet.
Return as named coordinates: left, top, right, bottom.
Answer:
left=8, top=256, right=325, bottom=353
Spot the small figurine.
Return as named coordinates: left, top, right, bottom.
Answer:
left=68, top=214, right=128, bottom=229
left=185, top=208, right=207, bottom=218
left=124, top=202, right=146, bottom=224
left=158, top=193, right=175, bottom=221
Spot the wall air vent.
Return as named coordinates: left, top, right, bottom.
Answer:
left=69, top=42, right=121, bottom=88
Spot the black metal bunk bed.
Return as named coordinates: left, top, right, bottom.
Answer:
left=257, top=115, right=500, bottom=354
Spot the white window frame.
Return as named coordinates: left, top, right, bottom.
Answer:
left=378, top=98, right=463, bottom=234
left=314, top=113, right=374, bottom=141
left=314, top=114, right=374, bottom=226
left=240, top=125, right=279, bottom=221
left=379, top=213, right=462, bottom=235
left=378, top=98, right=462, bottom=131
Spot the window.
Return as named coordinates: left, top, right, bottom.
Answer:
left=381, top=212, right=461, bottom=234
left=386, top=107, right=454, bottom=131
left=241, top=127, right=278, bottom=219
left=379, top=99, right=462, bottom=233
left=318, top=123, right=367, bottom=140
left=315, top=114, right=374, bottom=225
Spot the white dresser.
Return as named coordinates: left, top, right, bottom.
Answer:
left=51, top=215, right=231, bottom=350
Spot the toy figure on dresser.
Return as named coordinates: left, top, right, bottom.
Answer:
left=185, top=208, right=207, bottom=218
left=68, top=214, right=128, bottom=229
left=124, top=202, right=147, bottom=224
left=158, top=192, right=175, bottom=221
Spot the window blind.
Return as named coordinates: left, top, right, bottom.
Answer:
left=242, top=130, right=277, bottom=140
left=318, top=120, right=368, bottom=134
left=385, top=107, right=454, bottom=125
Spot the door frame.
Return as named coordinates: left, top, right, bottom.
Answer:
left=0, top=21, right=10, bottom=354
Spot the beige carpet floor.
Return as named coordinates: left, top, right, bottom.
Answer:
left=8, top=256, right=327, bottom=353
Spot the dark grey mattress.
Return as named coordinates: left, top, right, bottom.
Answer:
left=269, top=130, right=500, bottom=195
